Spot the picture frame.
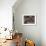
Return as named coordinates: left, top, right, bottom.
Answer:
left=22, top=14, right=36, bottom=25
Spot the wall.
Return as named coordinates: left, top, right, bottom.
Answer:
left=13, top=0, right=41, bottom=46
left=41, top=0, right=46, bottom=46
left=0, top=0, right=16, bottom=30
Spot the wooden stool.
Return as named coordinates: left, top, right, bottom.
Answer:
left=15, top=33, right=23, bottom=46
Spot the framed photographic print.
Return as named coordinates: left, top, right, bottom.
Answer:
left=22, top=14, right=36, bottom=25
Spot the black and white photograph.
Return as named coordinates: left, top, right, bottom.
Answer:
left=22, top=15, right=36, bottom=25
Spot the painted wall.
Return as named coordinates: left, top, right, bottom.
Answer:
left=0, top=0, right=16, bottom=30
left=13, top=0, right=41, bottom=46
left=41, top=0, right=46, bottom=46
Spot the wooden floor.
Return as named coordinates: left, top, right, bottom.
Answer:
left=0, top=39, right=16, bottom=46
